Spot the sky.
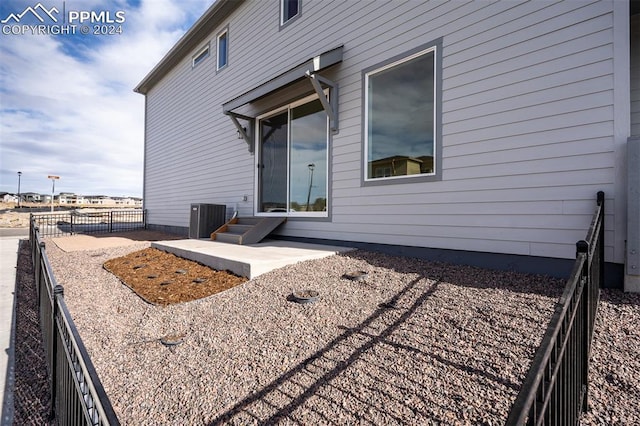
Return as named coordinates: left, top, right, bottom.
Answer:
left=0, top=0, right=213, bottom=198
left=368, top=50, right=435, bottom=162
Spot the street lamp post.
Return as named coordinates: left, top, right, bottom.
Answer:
left=17, top=171, right=22, bottom=208
left=306, top=163, right=315, bottom=211
left=48, top=175, right=60, bottom=213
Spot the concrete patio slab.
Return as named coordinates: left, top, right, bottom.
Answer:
left=151, top=239, right=354, bottom=279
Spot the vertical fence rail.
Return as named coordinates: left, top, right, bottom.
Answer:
left=506, top=191, right=604, bottom=425
left=29, top=218, right=120, bottom=425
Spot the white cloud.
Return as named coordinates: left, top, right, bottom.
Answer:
left=0, top=0, right=212, bottom=197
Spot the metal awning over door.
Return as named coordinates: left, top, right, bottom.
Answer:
left=222, top=45, right=343, bottom=152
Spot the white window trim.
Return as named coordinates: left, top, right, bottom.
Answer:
left=363, top=45, right=438, bottom=183
left=191, top=43, right=210, bottom=68
left=216, top=28, right=228, bottom=71
left=254, top=92, right=329, bottom=218
left=280, top=0, right=301, bottom=27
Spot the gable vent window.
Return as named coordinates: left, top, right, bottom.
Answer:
left=192, top=44, right=209, bottom=68
left=280, top=0, right=301, bottom=27
left=217, top=28, right=228, bottom=70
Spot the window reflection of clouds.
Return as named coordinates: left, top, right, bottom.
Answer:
left=290, top=100, right=327, bottom=208
left=368, top=52, right=435, bottom=164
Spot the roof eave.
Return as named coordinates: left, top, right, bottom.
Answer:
left=134, top=0, right=243, bottom=95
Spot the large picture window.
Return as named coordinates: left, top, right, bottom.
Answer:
left=256, top=94, right=328, bottom=217
left=364, top=43, right=440, bottom=183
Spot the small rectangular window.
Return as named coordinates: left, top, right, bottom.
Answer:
left=192, top=44, right=209, bottom=68
left=280, top=0, right=300, bottom=26
left=217, top=28, right=228, bottom=70
left=364, top=43, right=441, bottom=184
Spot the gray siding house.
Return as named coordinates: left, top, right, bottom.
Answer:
left=136, top=0, right=640, bottom=291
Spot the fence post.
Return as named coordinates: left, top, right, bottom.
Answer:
left=49, top=284, right=64, bottom=421
left=576, top=239, right=590, bottom=413
left=596, top=191, right=605, bottom=288
left=109, top=210, right=113, bottom=233
left=36, top=242, right=45, bottom=300
left=31, top=225, right=38, bottom=263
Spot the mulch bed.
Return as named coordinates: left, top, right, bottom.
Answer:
left=103, top=247, right=247, bottom=305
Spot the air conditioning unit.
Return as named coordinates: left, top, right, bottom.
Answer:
left=189, top=204, right=226, bottom=239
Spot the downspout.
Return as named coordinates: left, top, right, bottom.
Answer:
left=142, top=95, right=148, bottom=215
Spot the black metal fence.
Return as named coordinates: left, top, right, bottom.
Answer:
left=30, top=220, right=120, bottom=425
left=31, top=209, right=146, bottom=238
left=506, top=191, right=604, bottom=425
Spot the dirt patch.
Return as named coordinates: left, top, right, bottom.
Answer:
left=0, top=209, right=30, bottom=228
left=52, top=230, right=182, bottom=252
left=103, top=247, right=247, bottom=305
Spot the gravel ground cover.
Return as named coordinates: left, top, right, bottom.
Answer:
left=13, top=234, right=640, bottom=424
left=42, top=238, right=572, bottom=425
left=12, top=240, right=52, bottom=425
left=580, top=290, right=640, bottom=425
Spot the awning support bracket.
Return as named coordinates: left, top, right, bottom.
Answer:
left=305, top=71, right=339, bottom=134
left=226, top=112, right=254, bottom=153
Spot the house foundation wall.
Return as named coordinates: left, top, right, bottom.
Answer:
left=272, top=235, right=624, bottom=289
left=143, top=224, right=624, bottom=288
left=147, top=223, right=189, bottom=238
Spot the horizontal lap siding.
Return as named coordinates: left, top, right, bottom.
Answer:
left=144, top=0, right=622, bottom=262
left=144, top=3, right=259, bottom=226
left=300, top=0, right=617, bottom=261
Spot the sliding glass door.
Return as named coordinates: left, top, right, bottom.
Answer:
left=258, top=111, right=288, bottom=212
left=257, top=95, right=328, bottom=216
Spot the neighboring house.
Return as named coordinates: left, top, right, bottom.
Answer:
left=1, top=193, right=19, bottom=203
left=22, top=192, right=42, bottom=202
left=135, top=0, right=640, bottom=291
left=0, top=192, right=142, bottom=206
left=57, top=193, right=86, bottom=205
left=370, top=156, right=434, bottom=178
left=87, top=195, right=115, bottom=205
left=113, top=196, right=144, bottom=206
left=60, top=195, right=142, bottom=206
